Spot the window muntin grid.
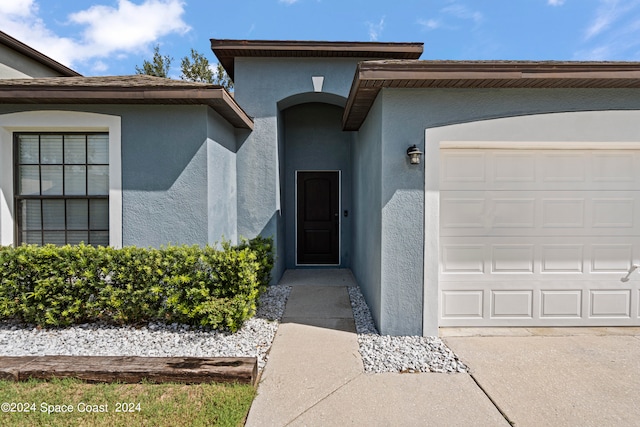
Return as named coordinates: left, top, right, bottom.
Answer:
left=14, top=133, right=109, bottom=246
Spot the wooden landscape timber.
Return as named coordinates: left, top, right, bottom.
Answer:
left=0, top=356, right=258, bottom=386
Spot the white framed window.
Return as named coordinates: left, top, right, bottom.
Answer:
left=0, top=111, right=122, bottom=247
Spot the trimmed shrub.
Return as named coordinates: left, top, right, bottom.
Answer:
left=232, top=236, right=274, bottom=291
left=0, top=237, right=274, bottom=332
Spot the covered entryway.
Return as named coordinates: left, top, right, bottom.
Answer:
left=423, top=111, right=640, bottom=331
left=280, top=101, right=353, bottom=269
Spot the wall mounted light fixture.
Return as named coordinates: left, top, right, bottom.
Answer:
left=407, top=145, right=423, bottom=165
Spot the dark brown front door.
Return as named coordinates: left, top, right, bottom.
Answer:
left=297, top=171, right=339, bottom=265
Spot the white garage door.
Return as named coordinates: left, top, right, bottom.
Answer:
left=439, top=149, right=640, bottom=326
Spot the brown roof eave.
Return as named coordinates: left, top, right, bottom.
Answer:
left=215, top=88, right=254, bottom=130
left=210, top=39, right=424, bottom=80
left=0, top=87, right=253, bottom=130
left=358, top=69, right=640, bottom=83
left=358, top=59, right=640, bottom=72
left=210, top=39, right=424, bottom=55
left=342, top=63, right=368, bottom=131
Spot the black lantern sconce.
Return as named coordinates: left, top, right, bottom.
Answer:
left=407, top=145, right=423, bottom=165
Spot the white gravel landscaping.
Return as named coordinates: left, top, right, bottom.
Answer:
left=0, top=283, right=467, bottom=374
left=347, top=286, right=468, bottom=374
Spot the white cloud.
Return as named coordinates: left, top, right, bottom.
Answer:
left=417, top=2, right=483, bottom=33
left=574, top=45, right=612, bottom=60
left=418, top=18, right=442, bottom=31
left=584, top=0, right=640, bottom=40
left=91, top=60, right=109, bottom=73
left=575, top=0, right=640, bottom=60
left=70, top=0, right=189, bottom=53
left=0, top=10, right=78, bottom=67
left=0, top=0, right=36, bottom=16
left=279, top=0, right=299, bottom=4
left=585, top=0, right=619, bottom=39
left=367, top=17, right=385, bottom=41
left=442, top=4, right=483, bottom=24
left=547, top=0, right=565, bottom=6
left=0, top=0, right=190, bottom=72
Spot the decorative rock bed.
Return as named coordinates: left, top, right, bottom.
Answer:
left=0, top=283, right=467, bottom=375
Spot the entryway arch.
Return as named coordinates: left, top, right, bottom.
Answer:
left=278, top=96, right=354, bottom=269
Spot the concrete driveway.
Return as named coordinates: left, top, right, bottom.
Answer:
left=443, top=328, right=640, bottom=427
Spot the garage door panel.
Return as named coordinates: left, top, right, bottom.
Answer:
left=540, top=290, right=582, bottom=318
left=541, top=245, right=584, bottom=273
left=592, top=152, right=636, bottom=182
left=542, top=198, right=585, bottom=228
left=441, top=150, right=640, bottom=191
left=440, top=148, right=640, bottom=327
left=591, top=244, right=634, bottom=272
left=491, top=290, right=533, bottom=318
left=493, top=198, right=536, bottom=228
left=493, top=152, right=536, bottom=183
left=441, top=290, right=484, bottom=319
left=441, top=282, right=638, bottom=325
left=592, top=198, right=635, bottom=228
left=441, top=317, right=639, bottom=327
left=542, top=152, right=587, bottom=183
left=441, top=236, right=639, bottom=281
left=441, top=244, right=485, bottom=273
left=441, top=152, right=486, bottom=184
left=441, top=191, right=640, bottom=236
left=440, top=198, right=486, bottom=229
left=492, top=245, right=534, bottom=273
left=590, top=290, right=631, bottom=318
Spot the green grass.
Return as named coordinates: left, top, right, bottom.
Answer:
left=0, top=378, right=256, bottom=427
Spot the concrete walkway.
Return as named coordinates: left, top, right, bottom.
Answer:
left=245, top=270, right=506, bottom=427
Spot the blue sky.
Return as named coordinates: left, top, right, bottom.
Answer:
left=2, top=0, right=640, bottom=77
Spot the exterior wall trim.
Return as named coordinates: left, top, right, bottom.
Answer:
left=0, top=110, right=122, bottom=247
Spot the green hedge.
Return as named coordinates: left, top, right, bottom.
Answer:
left=0, top=237, right=273, bottom=332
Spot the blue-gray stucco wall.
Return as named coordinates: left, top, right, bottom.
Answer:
left=207, top=108, right=239, bottom=246
left=233, top=57, right=362, bottom=282
left=119, top=105, right=210, bottom=246
left=351, top=96, right=383, bottom=328
left=357, top=87, right=640, bottom=336
left=0, top=104, right=238, bottom=248
left=281, top=102, right=353, bottom=268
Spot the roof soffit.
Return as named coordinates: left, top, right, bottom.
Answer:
left=210, top=39, right=424, bottom=80
left=343, top=60, right=640, bottom=131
